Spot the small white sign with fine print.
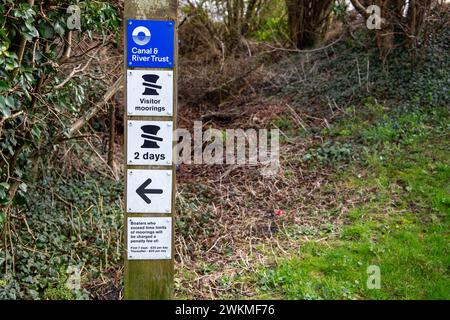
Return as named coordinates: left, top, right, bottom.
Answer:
left=127, top=217, right=172, bottom=260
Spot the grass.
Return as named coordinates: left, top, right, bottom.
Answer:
left=252, top=104, right=449, bottom=300
left=258, top=219, right=449, bottom=299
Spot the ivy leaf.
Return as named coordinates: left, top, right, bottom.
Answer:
left=5, top=96, right=15, bottom=108
left=53, top=22, right=65, bottom=37
left=0, top=190, right=6, bottom=202
left=24, top=72, right=34, bottom=83
left=0, top=42, right=9, bottom=53
left=0, top=80, right=10, bottom=92
left=31, top=126, right=41, bottom=138
left=19, top=183, right=28, bottom=193
left=38, top=22, right=54, bottom=39
left=23, top=20, right=39, bottom=39
left=0, top=95, right=10, bottom=116
left=5, top=57, right=18, bottom=71
left=0, top=182, right=9, bottom=189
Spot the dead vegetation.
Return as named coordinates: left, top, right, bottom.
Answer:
left=173, top=27, right=366, bottom=298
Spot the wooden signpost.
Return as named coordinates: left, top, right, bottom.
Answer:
left=123, top=0, right=178, bottom=300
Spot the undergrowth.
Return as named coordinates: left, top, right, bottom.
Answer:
left=0, top=170, right=122, bottom=299
left=218, top=22, right=450, bottom=300
left=250, top=49, right=449, bottom=299
left=256, top=125, right=449, bottom=299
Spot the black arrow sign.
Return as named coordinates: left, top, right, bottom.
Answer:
left=136, top=178, right=163, bottom=204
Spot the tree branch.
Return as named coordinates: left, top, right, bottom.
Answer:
left=66, top=75, right=123, bottom=138
left=52, top=48, right=99, bottom=90
left=350, top=0, right=369, bottom=18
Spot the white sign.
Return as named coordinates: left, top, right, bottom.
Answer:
left=127, top=120, right=173, bottom=165
left=127, top=69, right=174, bottom=116
left=127, top=169, right=172, bottom=213
left=127, top=217, right=172, bottom=260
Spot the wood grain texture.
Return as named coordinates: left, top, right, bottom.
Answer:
left=125, top=0, right=177, bottom=20
left=124, top=0, right=178, bottom=300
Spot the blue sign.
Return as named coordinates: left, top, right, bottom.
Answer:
left=127, top=19, right=175, bottom=68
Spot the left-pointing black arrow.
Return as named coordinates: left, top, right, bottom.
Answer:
left=136, top=178, right=163, bottom=204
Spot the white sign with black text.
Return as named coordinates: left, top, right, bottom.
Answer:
left=127, top=217, right=172, bottom=260
left=127, top=69, right=174, bottom=116
left=127, top=169, right=172, bottom=213
left=127, top=120, right=173, bottom=165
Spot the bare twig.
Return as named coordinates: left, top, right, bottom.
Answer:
left=67, top=75, right=123, bottom=138
left=53, top=49, right=100, bottom=90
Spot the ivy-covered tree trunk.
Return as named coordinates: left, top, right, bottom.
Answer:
left=223, top=0, right=273, bottom=54
left=285, top=0, right=334, bottom=48
left=225, top=0, right=244, bottom=53
left=405, top=0, right=432, bottom=49
left=350, top=0, right=433, bottom=59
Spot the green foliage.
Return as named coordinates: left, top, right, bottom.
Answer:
left=0, top=171, right=123, bottom=299
left=249, top=26, right=450, bottom=299
left=258, top=218, right=449, bottom=299
left=176, top=183, right=216, bottom=238
left=332, top=0, right=349, bottom=20
left=0, top=2, right=121, bottom=299
left=0, top=0, right=120, bottom=204
left=42, top=266, right=78, bottom=300
left=274, top=26, right=449, bottom=115
left=303, top=141, right=356, bottom=165
left=43, top=287, right=74, bottom=300
left=256, top=123, right=449, bottom=299
left=272, top=117, right=293, bottom=131
left=253, top=45, right=450, bottom=295
left=292, top=28, right=449, bottom=168
left=79, top=1, right=120, bottom=41
left=254, top=15, right=288, bottom=43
